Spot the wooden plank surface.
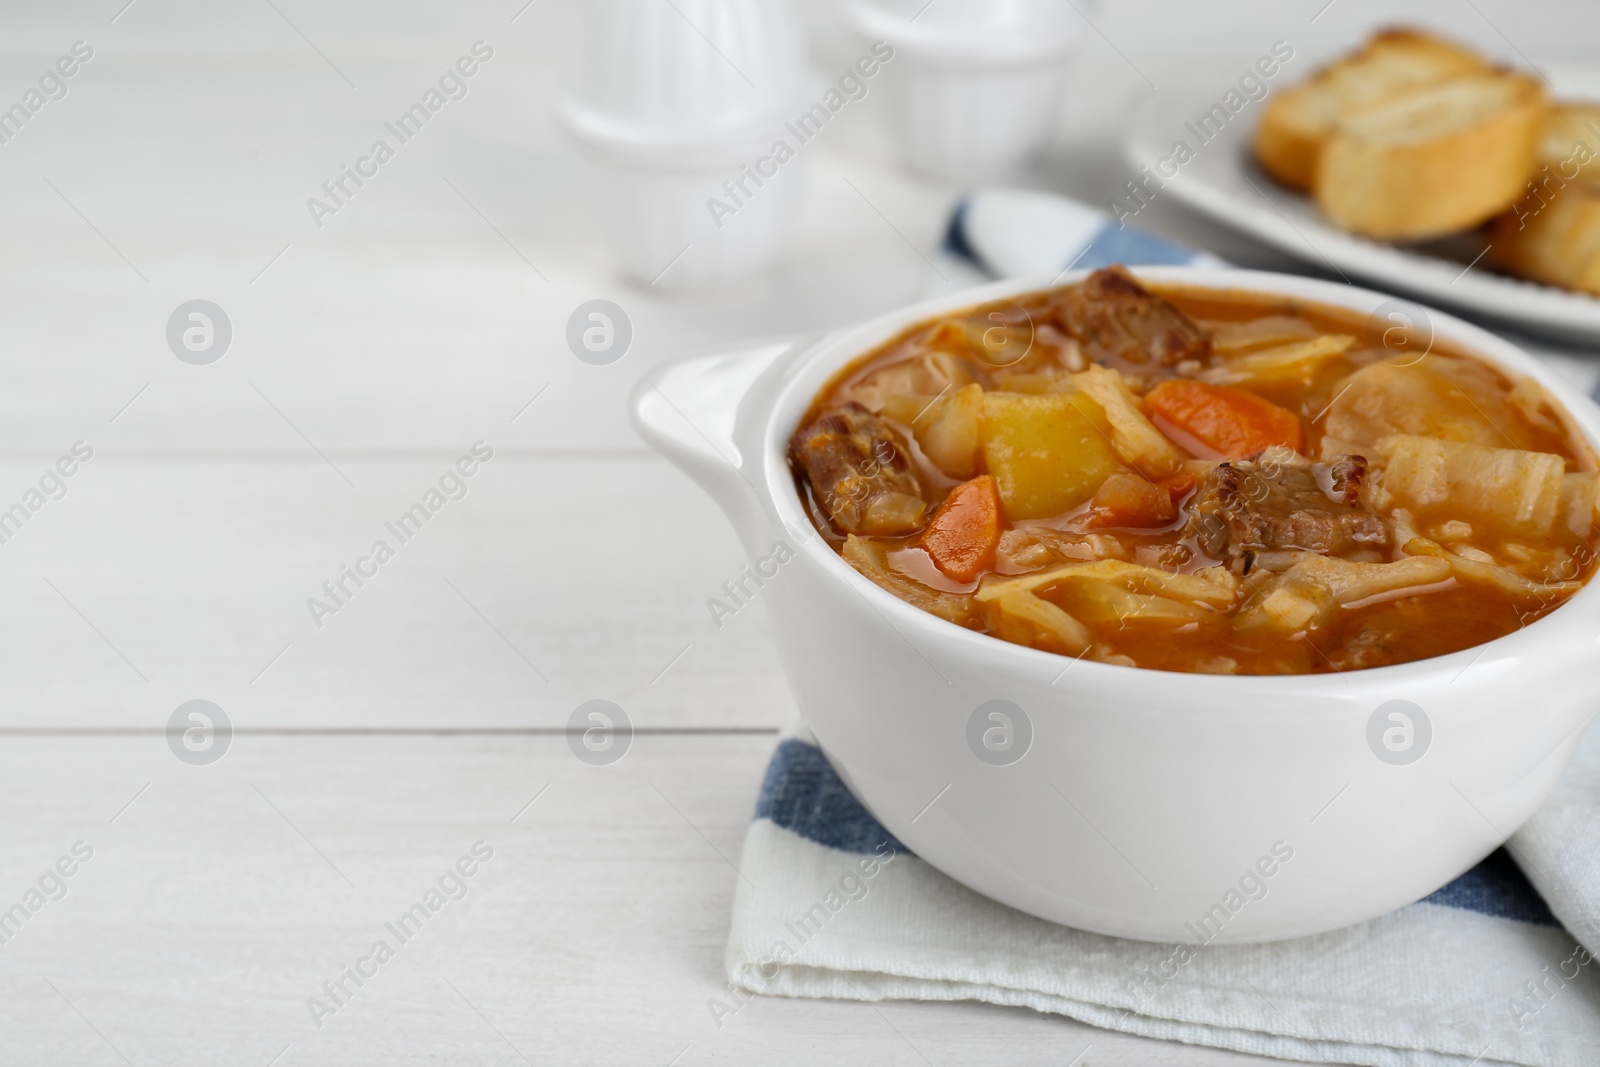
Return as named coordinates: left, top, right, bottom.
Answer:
left=0, top=732, right=1296, bottom=1066
left=0, top=457, right=795, bottom=729
left=1, top=0, right=1594, bottom=1062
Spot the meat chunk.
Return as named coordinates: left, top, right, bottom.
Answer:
left=1187, top=451, right=1388, bottom=565
left=790, top=403, right=928, bottom=535
left=1322, top=454, right=1370, bottom=503
left=1052, top=266, right=1211, bottom=371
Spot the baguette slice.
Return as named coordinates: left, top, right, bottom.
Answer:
left=1255, top=29, right=1488, bottom=190
left=1539, top=102, right=1600, bottom=184
left=1314, top=71, right=1546, bottom=240
left=1490, top=103, right=1600, bottom=293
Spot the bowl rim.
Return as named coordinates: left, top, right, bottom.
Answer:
left=757, top=265, right=1600, bottom=693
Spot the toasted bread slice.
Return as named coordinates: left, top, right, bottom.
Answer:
left=1492, top=186, right=1600, bottom=293
left=1490, top=103, right=1600, bottom=293
left=1255, top=29, right=1488, bottom=190
left=1539, top=102, right=1600, bottom=182
left=1314, top=71, right=1546, bottom=240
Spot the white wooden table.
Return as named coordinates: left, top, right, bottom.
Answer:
left=1, top=1, right=1593, bottom=1063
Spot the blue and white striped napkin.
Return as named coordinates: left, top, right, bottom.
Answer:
left=726, top=727, right=1600, bottom=1066
left=943, top=187, right=1226, bottom=277
left=722, top=192, right=1600, bottom=1067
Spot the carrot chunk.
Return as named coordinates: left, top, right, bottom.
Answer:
left=920, top=475, right=1003, bottom=582
left=1088, top=471, right=1176, bottom=528
left=1144, top=379, right=1304, bottom=458
left=1158, top=470, right=1197, bottom=503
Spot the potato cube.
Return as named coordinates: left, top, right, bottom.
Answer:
left=882, top=384, right=984, bottom=479
left=981, top=392, right=1122, bottom=520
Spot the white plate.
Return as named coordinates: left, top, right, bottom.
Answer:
left=1124, top=87, right=1600, bottom=345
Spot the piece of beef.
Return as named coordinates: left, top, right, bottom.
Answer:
left=1321, top=454, right=1369, bottom=503
left=790, top=403, right=928, bottom=535
left=1187, top=453, right=1387, bottom=564
left=1052, top=266, right=1211, bottom=371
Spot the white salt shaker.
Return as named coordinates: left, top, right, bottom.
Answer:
left=843, top=0, right=1086, bottom=181
left=559, top=0, right=813, bottom=288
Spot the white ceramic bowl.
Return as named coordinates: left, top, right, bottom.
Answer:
left=632, top=267, right=1600, bottom=943
left=844, top=0, right=1085, bottom=179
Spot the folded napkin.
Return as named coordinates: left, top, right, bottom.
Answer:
left=723, top=194, right=1600, bottom=1067
left=726, top=729, right=1600, bottom=1067
left=943, top=187, right=1226, bottom=277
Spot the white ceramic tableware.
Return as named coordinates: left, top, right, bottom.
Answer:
left=1124, top=85, right=1600, bottom=344
left=633, top=266, right=1600, bottom=943
left=559, top=0, right=812, bottom=287
left=843, top=0, right=1086, bottom=180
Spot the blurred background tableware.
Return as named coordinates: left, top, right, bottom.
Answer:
left=841, top=0, right=1089, bottom=180
left=558, top=0, right=813, bottom=287
left=1122, top=56, right=1600, bottom=344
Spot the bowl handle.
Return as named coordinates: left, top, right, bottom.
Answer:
left=630, top=338, right=805, bottom=549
